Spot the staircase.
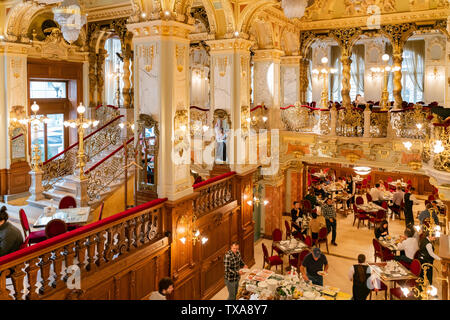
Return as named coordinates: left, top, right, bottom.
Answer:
left=27, top=106, right=134, bottom=211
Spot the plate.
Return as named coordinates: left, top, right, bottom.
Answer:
left=317, top=271, right=328, bottom=276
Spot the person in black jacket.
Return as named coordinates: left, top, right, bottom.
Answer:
left=0, top=206, right=24, bottom=257
left=348, top=254, right=371, bottom=300
left=418, top=231, right=441, bottom=284
left=291, top=202, right=305, bottom=235
left=403, top=187, right=419, bottom=227
left=374, top=220, right=389, bottom=239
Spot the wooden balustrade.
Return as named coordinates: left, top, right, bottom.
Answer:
left=0, top=198, right=167, bottom=300
left=193, top=172, right=236, bottom=217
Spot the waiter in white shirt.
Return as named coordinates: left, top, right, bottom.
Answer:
left=369, top=183, right=383, bottom=206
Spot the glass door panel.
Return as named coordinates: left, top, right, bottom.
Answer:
left=46, top=114, right=65, bottom=159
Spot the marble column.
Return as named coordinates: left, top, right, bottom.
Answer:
left=206, top=38, right=254, bottom=174
left=253, top=49, right=284, bottom=129
left=299, top=58, right=310, bottom=105
left=280, top=56, right=301, bottom=106
left=128, top=20, right=194, bottom=201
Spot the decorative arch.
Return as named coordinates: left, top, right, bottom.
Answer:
left=249, top=17, right=275, bottom=49
left=238, top=0, right=277, bottom=34
left=4, top=2, right=47, bottom=41
left=179, top=0, right=218, bottom=35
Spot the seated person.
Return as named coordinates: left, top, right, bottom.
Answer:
left=378, top=180, right=386, bottom=191
left=0, top=206, right=24, bottom=257
left=304, top=189, right=318, bottom=209
left=392, top=186, right=404, bottom=209
left=394, top=228, right=419, bottom=265
left=369, top=184, right=383, bottom=205
left=374, top=220, right=389, bottom=239
left=309, top=211, right=326, bottom=242
left=314, top=184, right=327, bottom=200
left=291, top=201, right=304, bottom=222
left=418, top=203, right=439, bottom=226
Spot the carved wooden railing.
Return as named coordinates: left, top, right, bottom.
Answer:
left=0, top=198, right=167, bottom=300
left=42, top=115, right=124, bottom=191
left=85, top=137, right=135, bottom=202
left=390, top=104, right=432, bottom=139
left=193, top=172, right=236, bottom=217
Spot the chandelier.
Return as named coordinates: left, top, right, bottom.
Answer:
left=53, top=0, right=87, bottom=43
left=353, top=166, right=371, bottom=176
left=281, top=0, right=309, bottom=19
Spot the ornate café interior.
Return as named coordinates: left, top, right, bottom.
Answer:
left=0, top=0, right=449, bottom=303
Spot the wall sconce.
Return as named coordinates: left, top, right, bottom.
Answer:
left=174, top=110, right=189, bottom=152
left=428, top=66, right=442, bottom=80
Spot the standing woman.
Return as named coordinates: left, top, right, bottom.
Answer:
left=348, top=254, right=371, bottom=300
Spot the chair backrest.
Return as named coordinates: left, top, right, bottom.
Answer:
left=299, top=249, right=310, bottom=264
left=367, top=175, right=372, bottom=182
left=318, top=227, right=328, bottom=239
left=383, top=181, right=389, bottom=190
left=406, top=179, right=412, bottom=185
left=59, top=196, right=77, bottom=209
left=304, top=235, right=312, bottom=247
left=386, top=176, right=393, bottom=182
left=372, top=238, right=382, bottom=254
left=98, top=202, right=105, bottom=221
left=45, top=219, right=67, bottom=239
left=366, top=193, right=373, bottom=202
left=285, top=220, right=291, bottom=238
left=428, top=194, right=435, bottom=201
left=302, top=199, right=312, bottom=211
left=381, top=201, right=388, bottom=210
left=261, top=242, right=269, bottom=260
left=356, top=196, right=364, bottom=205
left=409, top=259, right=421, bottom=276
left=19, top=208, right=30, bottom=235
left=19, top=237, right=30, bottom=250
left=376, top=210, right=386, bottom=220
left=272, top=228, right=282, bottom=242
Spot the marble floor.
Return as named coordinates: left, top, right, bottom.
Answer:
left=212, top=196, right=444, bottom=300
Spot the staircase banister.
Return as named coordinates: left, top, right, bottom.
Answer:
left=84, top=137, right=134, bottom=175
left=43, top=115, right=124, bottom=165
left=193, top=171, right=236, bottom=190
left=0, top=198, right=167, bottom=268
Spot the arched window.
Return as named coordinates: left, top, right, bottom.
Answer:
left=104, top=37, right=124, bottom=106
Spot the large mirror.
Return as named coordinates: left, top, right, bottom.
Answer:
left=137, top=114, right=159, bottom=197
left=213, top=109, right=231, bottom=164
left=9, top=105, right=27, bottom=163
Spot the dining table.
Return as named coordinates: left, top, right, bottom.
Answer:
left=378, top=236, right=402, bottom=255
left=237, top=269, right=351, bottom=300
left=388, top=180, right=408, bottom=188
left=357, top=202, right=386, bottom=214
left=368, top=261, right=418, bottom=300
left=33, top=207, right=92, bottom=228
left=273, top=238, right=310, bottom=256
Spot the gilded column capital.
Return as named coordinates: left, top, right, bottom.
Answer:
left=126, top=20, right=194, bottom=41
left=253, top=49, right=284, bottom=62
left=205, top=39, right=254, bottom=54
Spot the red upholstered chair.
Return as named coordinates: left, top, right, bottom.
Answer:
left=369, top=210, right=386, bottom=230
left=285, top=220, right=292, bottom=240
left=381, top=201, right=388, bottom=210
left=353, top=204, right=369, bottom=229
left=383, top=181, right=389, bottom=191
left=19, top=208, right=46, bottom=245
left=304, top=235, right=312, bottom=247
left=299, top=249, right=310, bottom=265
left=355, top=196, right=364, bottom=206
left=315, top=227, right=329, bottom=253
left=428, top=194, right=435, bottom=202
left=367, top=175, right=372, bottom=183
left=19, top=237, right=30, bottom=250
left=271, top=228, right=284, bottom=256
left=386, top=176, right=393, bottom=183
left=302, top=199, right=312, bottom=214
left=45, top=219, right=67, bottom=239
left=262, top=243, right=283, bottom=273
left=381, top=246, right=395, bottom=262
left=373, top=238, right=384, bottom=262
left=290, top=249, right=311, bottom=269
left=59, top=196, right=77, bottom=209
left=366, top=192, right=373, bottom=203
left=390, top=259, right=422, bottom=300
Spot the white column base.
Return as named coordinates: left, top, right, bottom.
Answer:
left=28, top=170, right=44, bottom=202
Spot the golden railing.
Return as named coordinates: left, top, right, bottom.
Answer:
left=95, top=105, right=120, bottom=127
left=390, top=104, right=432, bottom=139
left=85, top=138, right=135, bottom=202
left=0, top=198, right=166, bottom=300
left=426, top=123, right=450, bottom=173
left=193, top=172, right=235, bottom=217
left=370, top=110, right=389, bottom=138
left=336, top=107, right=363, bottom=137
left=281, top=105, right=321, bottom=133
left=42, top=115, right=124, bottom=191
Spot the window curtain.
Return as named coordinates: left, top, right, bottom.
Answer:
left=402, top=40, right=424, bottom=102
left=329, top=45, right=342, bottom=102
left=350, top=44, right=365, bottom=100
left=104, top=38, right=123, bottom=106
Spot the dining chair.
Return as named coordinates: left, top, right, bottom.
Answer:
left=59, top=196, right=77, bottom=209
left=285, top=220, right=292, bottom=240
left=19, top=208, right=47, bottom=246
left=372, top=238, right=383, bottom=262
left=353, top=204, right=369, bottom=229
left=389, top=259, right=422, bottom=300
left=271, top=228, right=283, bottom=256
left=45, top=219, right=67, bottom=239
left=315, top=227, right=329, bottom=254
left=369, top=210, right=386, bottom=230
left=304, top=235, right=312, bottom=247
left=366, top=192, right=373, bottom=203
left=262, top=243, right=283, bottom=273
